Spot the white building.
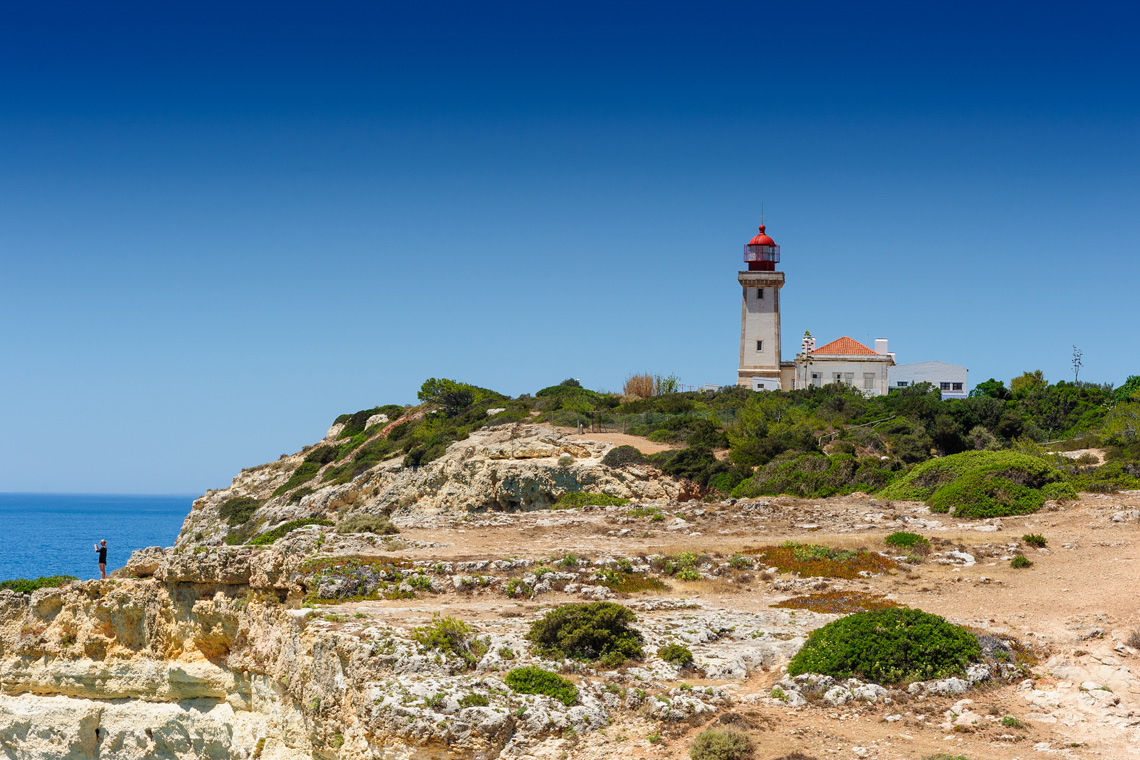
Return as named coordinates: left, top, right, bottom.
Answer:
left=888, top=360, right=968, bottom=399
left=794, top=333, right=895, bottom=397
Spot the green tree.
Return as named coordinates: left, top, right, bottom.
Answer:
left=1115, top=375, right=1140, bottom=403
left=418, top=378, right=476, bottom=417
left=969, top=378, right=1011, bottom=400
left=1010, top=370, right=1047, bottom=398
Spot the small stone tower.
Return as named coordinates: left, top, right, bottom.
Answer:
left=737, top=224, right=786, bottom=389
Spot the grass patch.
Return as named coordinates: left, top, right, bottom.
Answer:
left=748, top=542, right=898, bottom=579
left=1022, top=533, right=1047, bottom=548
left=0, top=575, right=77, bottom=594
left=505, top=666, right=578, bottom=706
left=553, top=492, right=630, bottom=509
left=788, top=608, right=981, bottom=684
left=336, top=513, right=399, bottom=535
left=1010, top=556, right=1033, bottom=569
left=772, top=591, right=902, bottom=614
left=526, top=602, right=645, bottom=667
left=248, top=518, right=332, bottom=546
left=596, top=568, right=669, bottom=593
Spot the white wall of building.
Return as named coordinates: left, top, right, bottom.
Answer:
left=796, top=356, right=893, bottom=396
left=888, top=361, right=968, bottom=399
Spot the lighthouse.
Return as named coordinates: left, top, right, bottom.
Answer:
left=737, top=224, right=792, bottom=390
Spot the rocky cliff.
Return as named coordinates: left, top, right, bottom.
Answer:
left=4, top=417, right=1140, bottom=760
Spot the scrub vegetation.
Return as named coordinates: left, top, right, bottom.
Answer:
left=263, top=370, right=1140, bottom=517
left=787, top=608, right=981, bottom=684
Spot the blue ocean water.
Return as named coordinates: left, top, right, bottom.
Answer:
left=0, top=493, right=193, bottom=582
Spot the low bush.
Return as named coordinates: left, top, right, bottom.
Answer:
left=1011, top=556, right=1033, bottom=569
left=0, top=575, right=77, bottom=594
left=688, top=728, right=754, bottom=760
left=248, top=518, right=333, bottom=546
left=880, top=450, right=1070, bottom=518
left=553, top=492, right=630, bottom=509
left=601, top=445, right=647, bottom=468
left=1022, top=533, right=1047, bottom=548
left=658, top=643, right=695, bottom=666
left=218, top=496, right=261, bottom=526
left=336, top=513, right=399, bottom=535
left=505, top=666, right=578, bottom=706
left=787, top=608, right=981, bottom=684
left=526, top=602, right=645, bottom=666
left=412, top=615, right=488, bottom=668
left=883, top=532, right=930, bottom=553
left=649, top=447, right=728, bottom=487
left=458, top=693, right=489, bottom=708
left=732, top=454, right=900, bottom=499
left=1066, top=461, right=1140, bottom=493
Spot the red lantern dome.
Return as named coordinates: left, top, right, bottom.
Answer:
left=743, top=225, right=780, bottom=271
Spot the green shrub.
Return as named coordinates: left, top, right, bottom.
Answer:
left=412, top=615, right=487, bottom=668
left=880, top=450, right=1070, bottom=518
left=1011, top=556, right=1033, bottom=569
left=526, top=602, right=644, bottom=666
left=505, top=666, right=579, bottom=706
left=648, top=447, right=727, bottom=487
left=1066, top=461, right=1140, bottom=493
left=248, top=518, right=333, bottom=545
left=218, top=496, right=261, bottom=526
left=458, top=693, right=489, bottom=708
left=1022, top=533, right=1047, bottom=548
left=729, top=554, right=755, bottom=569
left=884, top=532, right=930, bottom=551
left=688, top=728, right=754, bottom=760
left=658, top=643, right=695, bottom=666
left=787, top=608, right=981, bottom=684
left=1001, top=715, right=1022, bottom=728
left=553, top=492, right=630, bottom=509
left=336, top=513, right=399, bottom=535
left=601, top=445, right=647, bottom=468
left=0, top=575, right=77, bottom=594
left=732, top=454, right=899, bottom=499
left=1040, top=481, right=1079, bottom=500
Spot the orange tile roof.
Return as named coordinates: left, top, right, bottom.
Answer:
left=812, top=336, right=880, bottom=356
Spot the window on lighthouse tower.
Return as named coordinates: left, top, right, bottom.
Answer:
left=756, top=341, right=763, bottom=351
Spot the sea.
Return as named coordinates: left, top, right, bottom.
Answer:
left=0, top=493, right=193, bottom=582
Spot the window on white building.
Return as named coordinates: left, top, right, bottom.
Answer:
left=952, top=382, right=963, bottom=391
left=940, top=382, right=951, bottom=391
left=812, top=373, right=822, bottom=387
left=896, top=381, right=909, bottom=387
left=843, top=373, right=854, bottom=385
left=833, top=373, right=843, bottom=384
left=864, top=373, right=875, bottom=389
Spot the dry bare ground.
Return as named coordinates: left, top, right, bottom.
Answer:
left=371, top=488, right=1140, bottom=760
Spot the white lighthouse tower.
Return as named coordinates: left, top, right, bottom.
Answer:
left=736, top=223, right=791, bottom=390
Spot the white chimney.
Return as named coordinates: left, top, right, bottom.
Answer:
left=875, top=338, right=888, bottom=355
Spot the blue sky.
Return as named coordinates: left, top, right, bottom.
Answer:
left=1, top=2, right=1137, bottom=493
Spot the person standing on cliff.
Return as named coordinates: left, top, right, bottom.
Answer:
left=94, top=539, right=107, bottom=579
